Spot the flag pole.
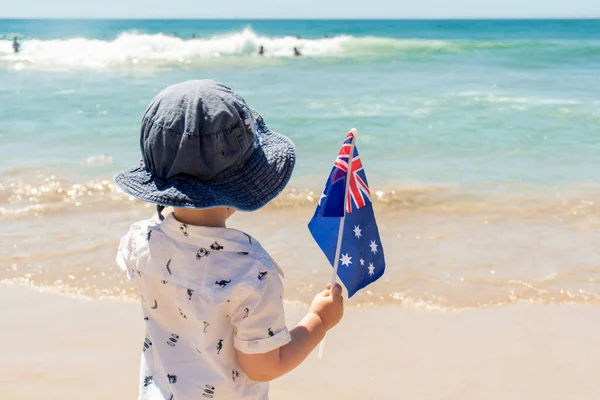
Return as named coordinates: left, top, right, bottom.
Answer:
left=317, top=128, right=358, bottom=360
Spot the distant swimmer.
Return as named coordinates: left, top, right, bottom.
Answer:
left=293, top=47, right=302, bottom=57
left=258, top=46, right=264, bottom=55
left=12, top=37, right=20, bottom=53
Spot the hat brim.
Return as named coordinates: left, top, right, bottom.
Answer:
left=113, top=117, right=295, bottom=211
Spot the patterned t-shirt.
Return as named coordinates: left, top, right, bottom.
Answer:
left=116, top=213, right=291, bottom=400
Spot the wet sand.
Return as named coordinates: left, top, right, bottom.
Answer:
left=1, top=285, right=599, bottom=400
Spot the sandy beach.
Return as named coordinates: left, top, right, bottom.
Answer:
left=2, top=285, right=599, bottom=400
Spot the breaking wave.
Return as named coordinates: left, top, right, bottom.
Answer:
left=1, top=27, right=598, bottom=69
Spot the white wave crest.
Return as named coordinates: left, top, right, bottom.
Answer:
left=0, top=28, right=352, bottom=69
left=2, top=29, right=564, bottom=70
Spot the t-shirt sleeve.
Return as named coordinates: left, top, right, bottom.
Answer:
left=231, top=271, right=291, bottom=355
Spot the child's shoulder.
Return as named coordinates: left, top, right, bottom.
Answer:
left=120, top=217, right=160, bottom=241
left=234, top=233, right=282, bottom=274
left=120, top=218, right=160, bottom=253
left=220, top=235, right=286, bottom=306
left=210, top=231, right=284, bottom=289
left=116, top=218, right=159, bottom=276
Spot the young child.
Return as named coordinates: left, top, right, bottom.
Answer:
left=114, top=80, right=344, bottom=400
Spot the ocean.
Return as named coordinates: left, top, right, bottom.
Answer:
left=1, top=19, right=599, bottom=310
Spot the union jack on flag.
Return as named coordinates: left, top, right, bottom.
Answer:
left=330, top=131, right=372, bottom=213
left=308, top=130, right=386, bottom=297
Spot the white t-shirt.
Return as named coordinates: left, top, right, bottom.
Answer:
left=116, top=213, right=291, bottom=400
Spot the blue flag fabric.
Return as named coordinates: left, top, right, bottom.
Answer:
left=308, top=131, right=385, bottom=297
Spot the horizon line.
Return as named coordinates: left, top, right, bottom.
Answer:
left=1, top=16, right=600, bottom=20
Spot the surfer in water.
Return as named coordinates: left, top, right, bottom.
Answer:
left=12, top=37, right=20, bottom=53
left=258, top=46, right=264, bottom=55
left=293, top=47, right=302, bottom=57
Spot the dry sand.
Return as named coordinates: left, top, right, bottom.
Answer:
left=1, top=285, right=599, bottom=399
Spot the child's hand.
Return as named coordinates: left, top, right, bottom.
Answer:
left=308, top=283, right=344, bottom=331
left=237, top=283, right=343, bottom=382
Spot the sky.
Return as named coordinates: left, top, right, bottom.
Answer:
left=0, top=0, right=599, bottom=19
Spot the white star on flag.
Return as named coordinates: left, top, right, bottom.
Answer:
left=360, top=258, right=365, bottom=266
left=353, top=225, right=362, bottom=238
left=340, top=253, right=352, bottom=267
left=319, top=192, right=327, bottom=206
left=369, top=240, right=378, bottom=254
left=368, top=263, right=375, bottom=276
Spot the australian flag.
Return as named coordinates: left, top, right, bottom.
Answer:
left=308, top=130, right=385, bottom=297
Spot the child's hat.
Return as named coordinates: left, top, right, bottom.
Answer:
left=114, top=80, right=295, bottom=211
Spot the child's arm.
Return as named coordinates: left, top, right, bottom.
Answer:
left=236, top=283, right=343, bottom=382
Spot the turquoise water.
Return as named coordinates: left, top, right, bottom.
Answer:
left=1, top=19, right=599, bottom=188
left=3, top=19, right=600, bottom=41
left=2, top=20, right=600, bottom=307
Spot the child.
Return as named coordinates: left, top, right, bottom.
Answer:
left=114, top=80, right=344, bottom=400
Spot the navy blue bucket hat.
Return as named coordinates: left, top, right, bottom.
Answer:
left=114, top=80, right=295, bottom=212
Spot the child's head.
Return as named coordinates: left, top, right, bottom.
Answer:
left=114, top=80, right=295, bottom=217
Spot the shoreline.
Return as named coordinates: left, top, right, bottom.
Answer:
left=2, top=285, right=599, bottom=399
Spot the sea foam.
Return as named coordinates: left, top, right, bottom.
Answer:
left=2, top=27, right=590, bottom=69
left=0, top=28, right=349, bottom=68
